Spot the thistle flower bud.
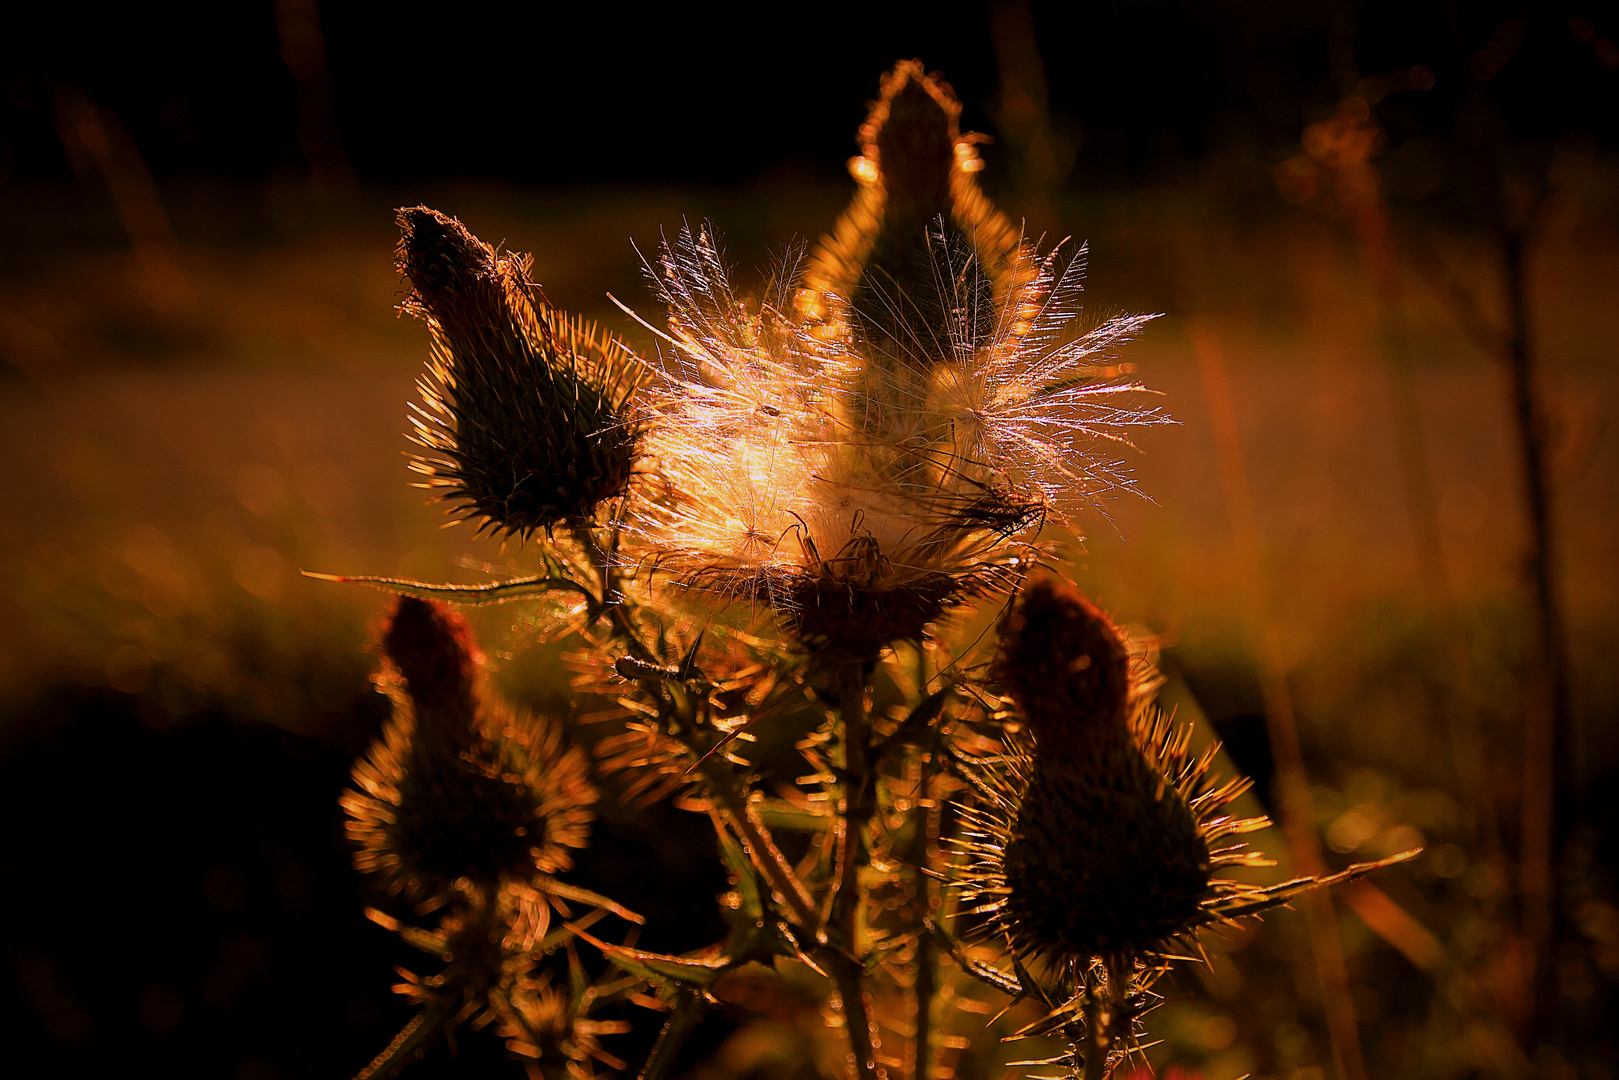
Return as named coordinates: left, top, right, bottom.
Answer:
left=397, top=206, right=643, bottom=538
left=801, top=62, right=1032, bottom=481
left=996, top=577, right=1210, bottom=960
left=802, top=59, right=1025, bottom=343
left=954, top=575, right=1409, bottom=994
left=997, top=575, right=1132, bottom=752
left=344, top=597, right=596, bottom=902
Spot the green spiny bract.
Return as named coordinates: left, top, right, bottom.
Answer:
left=397, top=206, right=643, bottom=539
left=996, top=575, right=1211, bottom=961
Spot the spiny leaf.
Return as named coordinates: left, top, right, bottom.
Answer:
left=710, top=808, right=764, bottom=919
left=750, top=799, right=833, bottom=832
left=352, top=1008, right=446, bottom=1080
left=534, top=874, right=644, bottom=924
left=1206, top=848, right=1422, bottom=920
left=874, top=682, right=955, bottom=762
left=568, top=923, right=732, bottom=988
left=927, top=919, right=1020, bottom=996
left=771, top=919, right=828, bottom=977
left=534, top=907, right=612, bottom=957
left=301, top=570, right=594, bottom=606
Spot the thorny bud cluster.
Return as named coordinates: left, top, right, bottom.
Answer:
left=324, top=59, right=1415, bottom=1080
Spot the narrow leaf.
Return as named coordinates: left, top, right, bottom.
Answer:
left=302, top=571, right=592, bottom=606
left=534, top=875, right=645, bottom=924
left=568, top=923, right=730, bottom=988
left=709, top=808, right=763, bottom=919
left=352, top=1008, right=446, bottom=1080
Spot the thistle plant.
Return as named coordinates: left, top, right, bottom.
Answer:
left=315, top=61, right=1415, bottom=1080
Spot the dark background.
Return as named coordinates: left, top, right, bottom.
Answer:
left=5, top=2, right=1614, bottom=191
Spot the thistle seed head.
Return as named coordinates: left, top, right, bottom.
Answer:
left=343, top=597, right=596, bottom=902
left=397, top=206, right=643, bottom=538
left=628, top=62, right=1166, bottom=655
left=631, top=223, right=1029, bottom=658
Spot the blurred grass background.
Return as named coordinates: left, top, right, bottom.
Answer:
left=1, top=3, right=1616, bottom=1079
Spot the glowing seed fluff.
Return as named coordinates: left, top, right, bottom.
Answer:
left=397, top=206, right=643, bottom=538
left=632, top=63, right=1168, bottom=657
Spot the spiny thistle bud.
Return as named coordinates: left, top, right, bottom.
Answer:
left=498, top=975, right=630, bottom=1079
left=996, top=576, right=1210, bottom=960
left=952, top=576, right=1411, bottom=1012
left=800, top=61, right=1033, bottom=485
left=801, top=59, right=1026, bottom=347
left=397, top=206, right=643, bottom=538
left=343, top=596, right=596, bottom=902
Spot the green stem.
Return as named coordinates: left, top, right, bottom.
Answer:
left=1079, top=957, right=1130, bottom=1080
left=829, top=661, right=880, bottom=1080
left=565, top=518, right=816, bottom=930
left=913, top=908, right=935, bottom=1080
left=637, top=989, right=708, bottom=1080
left=352, top=1007, right=445, bottom=1080
left=832, top=952, right=881, bottom=1080
left=908, top=773, right=938, bottom=1080
left=909, top=644, right=938, bottom=1080
left=567, top=518, right=657, bottom=665
left=1082, top=962, right=1108, bottom=1080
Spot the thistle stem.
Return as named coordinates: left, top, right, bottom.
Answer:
left=832, top=953, right=882, bottom=1080
left=567, top=517, right=656, bottom=664
left=565, top=518, right=816, bottom=928
left=700, top=760, right=818, bottom=928
left=833, top=662, right=872, bottom=932
left=830, top=660, right=881, bottom=1080
left=1081, top=959, right=1126, bottom=1080
left=910, top=644, right=940, bottom=1080
left=912, top=851, right=936, bottom=1080
left=637, top=989, right=708, bottom=1080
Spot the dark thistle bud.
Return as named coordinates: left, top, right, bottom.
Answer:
left=397, top=206, right=644, bottom=538
left=996, top=576, right=1210, bottom=960
left=344, top=597, right=596, bottom=902
left=952, top=573, right=1414, bottom=1020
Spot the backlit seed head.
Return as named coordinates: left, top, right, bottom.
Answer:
left=631, top=223, right=1030, bottom=659
left=343, top=597, right=596, bottom=903
left=397, top=206, right=644, bottom=538
left=628, top=62, right=1164, bottom=657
